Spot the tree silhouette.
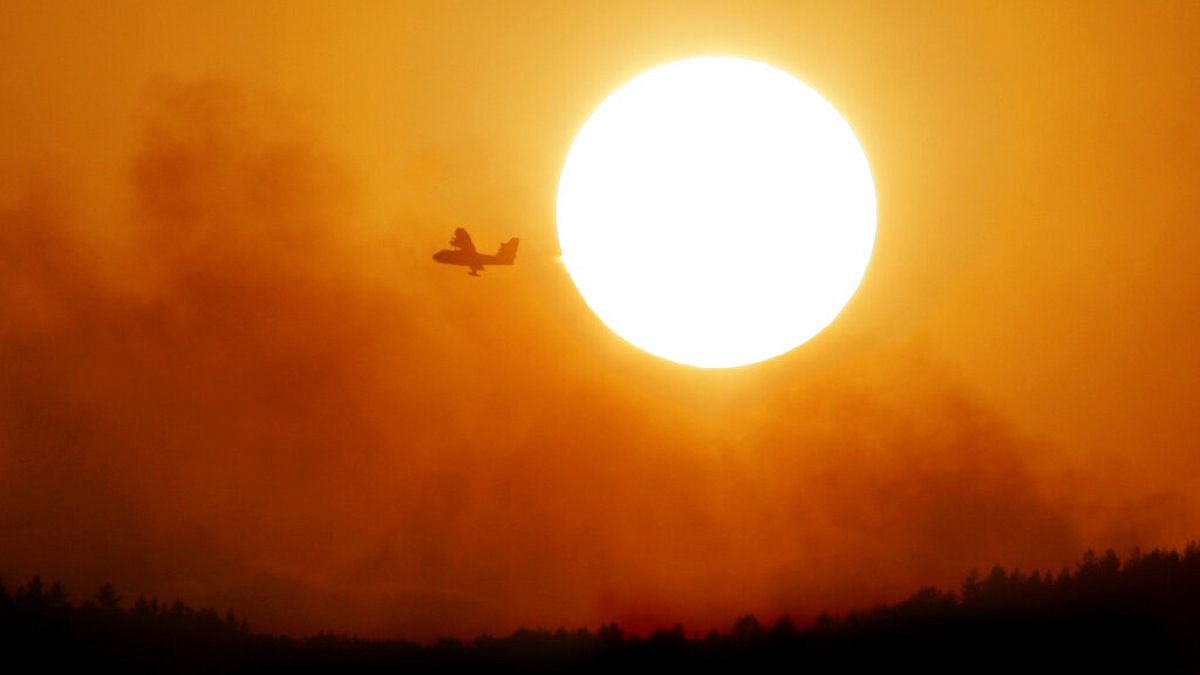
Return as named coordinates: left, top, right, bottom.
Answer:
left=2, top=541, right=1199, bottom=672
left=95, top=583, right=122, bottom=611
left=731, top=614, right=765, bottom=642
left=767, top=614, right=799, bottom=640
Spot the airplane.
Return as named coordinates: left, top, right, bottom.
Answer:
left=432, top=228, right=519, bottom=276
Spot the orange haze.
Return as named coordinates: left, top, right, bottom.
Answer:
left=1, top=1, right=1198, bottom=640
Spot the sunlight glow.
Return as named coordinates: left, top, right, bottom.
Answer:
left=557, top=57, right=877, bottom=368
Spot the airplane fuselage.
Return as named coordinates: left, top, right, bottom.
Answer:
left=432, top=249, right=512, bottom=275
left=431, top=249, right=510, bottom=266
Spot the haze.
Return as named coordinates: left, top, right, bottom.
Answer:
left=1, top=1, right=1198, bottom=641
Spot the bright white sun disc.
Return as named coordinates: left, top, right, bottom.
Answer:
left=557, top=57, right=876, bottom=368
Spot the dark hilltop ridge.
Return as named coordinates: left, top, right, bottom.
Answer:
left=3, top=542, right=1199, bottom=674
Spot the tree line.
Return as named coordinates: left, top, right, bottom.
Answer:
left=3, top=542, right=1199, bottom=673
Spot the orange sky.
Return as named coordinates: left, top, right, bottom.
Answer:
left=1, top=1, right=1198, bottom=640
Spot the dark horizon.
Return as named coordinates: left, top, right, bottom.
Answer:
left=4, top=540, right=1199, bottom=672
left=6, top=539, right=1200, bottom=643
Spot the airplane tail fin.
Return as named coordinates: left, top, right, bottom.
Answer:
left=495, top=237, right=519, bottom=264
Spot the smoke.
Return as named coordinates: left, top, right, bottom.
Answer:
left=0, top=80, right=1187, bottom=640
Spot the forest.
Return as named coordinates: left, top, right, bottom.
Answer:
left=3, top=543, right=1198, bottom=673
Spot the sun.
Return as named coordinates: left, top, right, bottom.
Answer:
left=556, top=56, right=877, bottom=368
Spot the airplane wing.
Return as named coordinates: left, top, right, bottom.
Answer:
left=450, top=228, right=476, bottom=253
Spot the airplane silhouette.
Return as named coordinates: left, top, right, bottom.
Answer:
left=433, top=228, right=519, bottom=276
